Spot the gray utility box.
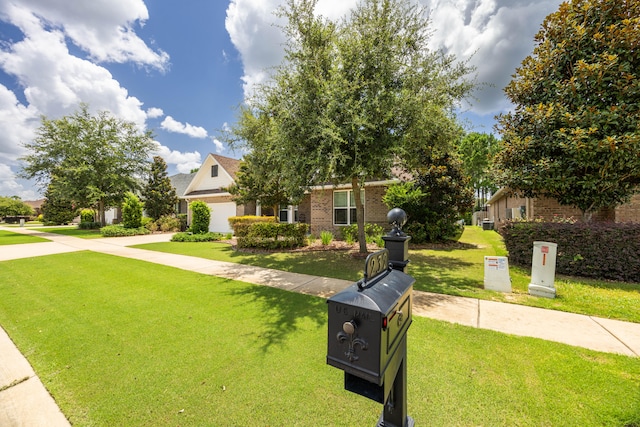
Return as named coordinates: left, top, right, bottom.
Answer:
left=327, top=249, right=414, bottom=404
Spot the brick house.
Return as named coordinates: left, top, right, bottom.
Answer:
left=269, top=180, right=399, bottom=237
left=177, top=153, right=399, bottom=235
left=485, top=188, right=640, bottom=226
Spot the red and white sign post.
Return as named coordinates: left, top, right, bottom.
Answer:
left=528, top=241, right=558, bottom=298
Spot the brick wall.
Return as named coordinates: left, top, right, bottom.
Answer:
left=533, top=197, right=615, bottom=222
left=490, top=193, right=629, bottom=224
left=363, top=185, right=390, bottom=230
left=615, top=194, right=640, bottom=223
left=307, top=185, right=390, bottom=236
left=309, top=188, right=333, bottom=235
left=489, top=194, right=529, bottom=223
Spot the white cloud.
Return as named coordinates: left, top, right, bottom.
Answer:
left=425, top=0, right=564, bottom=114
left=225, top=0, right=563, bottom=115
left=146, top=107, right=164, bottom=119
left=0, top=84, right=39, bottom=160
left=0, top=163, right=22, bottom=194
left=225, top=0, right=287, bottom=97
left=0, top=22, right=147, bottom=126
left=152, top=142, right=202, bottom=174
left=3, top=0, right=169, bottom=70
left=161, top=116, right=208, bottom=139
left=211, top=138, right=224, bottom=154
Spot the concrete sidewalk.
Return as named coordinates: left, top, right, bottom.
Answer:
left=1, top=226, right=639, bottom=426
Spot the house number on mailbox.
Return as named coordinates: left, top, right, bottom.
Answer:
left=360, top=249, right=390, bottom=288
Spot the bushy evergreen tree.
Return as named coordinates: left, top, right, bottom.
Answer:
left=41, top=180, right=77, bottom=225
left=142, top=156, right=178, bottom=220
left=122, top=192, right=143, bottom=229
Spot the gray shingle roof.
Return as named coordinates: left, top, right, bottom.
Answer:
left=169, top=172, right=196, bottom=198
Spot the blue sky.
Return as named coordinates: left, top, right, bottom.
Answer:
left=0, top=0, right=563, bottom=200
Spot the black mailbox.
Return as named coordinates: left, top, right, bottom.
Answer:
left=327, top=248, right=415, bottom=426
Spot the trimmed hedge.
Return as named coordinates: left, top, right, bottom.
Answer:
left=228, top=215, right=277, bottom=237
left=500, top=221, right=640, bottom=283
left=237, top=222, right=308, bottom=250
left=78, top=221, right=101, bottom=230
left=170, top=232, right=225, bottom=242
left=100, top=225, right=151, bottom=237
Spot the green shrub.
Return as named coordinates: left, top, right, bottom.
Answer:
left=170, top=232, right=225, bottom=242
left=78, top=221, right=101, bottom=230
left=237, top=223, right=308, bottom=250
left=228, top=215, right=277, bottom=237
left=156, top=215, right=181, bottom=232
left=372, top=235, right=385, bottom=248
left=80, top=209, right=95, bottom=223
left=143, top=217, right=158, bottom=232
left=122, top=192, right=144, bottom=229
left=500, top=220, right=640, bottom=283
left=189, top=201, right=210, bottom=234
left=320, top=230, right=333, bottom=245
left=340, top=223, right=384, bottom=243
left=100, top=225, right=150, bottom=237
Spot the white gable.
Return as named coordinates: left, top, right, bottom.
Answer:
left=184, top=154, right=235, bottom=195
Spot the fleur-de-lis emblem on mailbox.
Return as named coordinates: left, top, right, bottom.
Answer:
left=337, top=320, right=368, bottom=362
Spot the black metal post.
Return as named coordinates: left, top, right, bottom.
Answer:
left=382, top=234, right=411, bottom=273
left=377, top=336, right=414, bottom=427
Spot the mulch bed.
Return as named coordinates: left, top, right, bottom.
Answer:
left=219, top=237, right=477, bottom=258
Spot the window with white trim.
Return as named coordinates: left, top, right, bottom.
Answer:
left=279, top=205, right=298, bottom=223
left=334, top=190, right=364, bottom=225
left=211, top=165, right=218, bottom=177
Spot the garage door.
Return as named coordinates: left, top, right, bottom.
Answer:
left=207, top=202, right=236, bottom=234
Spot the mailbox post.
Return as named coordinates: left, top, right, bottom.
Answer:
left=327, top=209, right=414, bottom=427
left=383, top=207, right=411, bottom=273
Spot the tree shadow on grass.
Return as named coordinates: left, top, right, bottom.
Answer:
left=225, top=248, right=362, bottom=281
left=410, top=241, right=479, bottom=252
left=227, top=281, right=328, bottom=353
left=409, top=252, right=484, bottom=296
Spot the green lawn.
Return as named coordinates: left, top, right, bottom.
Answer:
left=0, top=229, right=50, bottom=245
left=134, top=227, right=640, bottom=323
left=0, top=252, right=638, bottom=426
left=31, top=226, right=104, bottom=239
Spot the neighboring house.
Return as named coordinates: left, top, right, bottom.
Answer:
left=182, top=154, right=255, bottom=233
left=23, top=199, right=45, bottom=216
left=485, top=189, right=640, bottom=226
left=181, top=153, right=401, bottom=235
left=170, top=172, right=197, bottom=215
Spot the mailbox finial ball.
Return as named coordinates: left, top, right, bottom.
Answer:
left=387, top=208, right=407, bottom=236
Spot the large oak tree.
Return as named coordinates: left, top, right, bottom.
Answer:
left=20, top=104, right=155, bottom=225
left=229, top=0, right=474, bottom=252
left=494, top=0, right=640, bottom=221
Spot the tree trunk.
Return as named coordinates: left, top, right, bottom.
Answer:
left=98, top=200, right=106, bottom=226
left=352, top=176, right=367, bottom=254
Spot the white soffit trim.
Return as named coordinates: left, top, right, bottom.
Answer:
left=308, top=179, right=400, bottom=191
